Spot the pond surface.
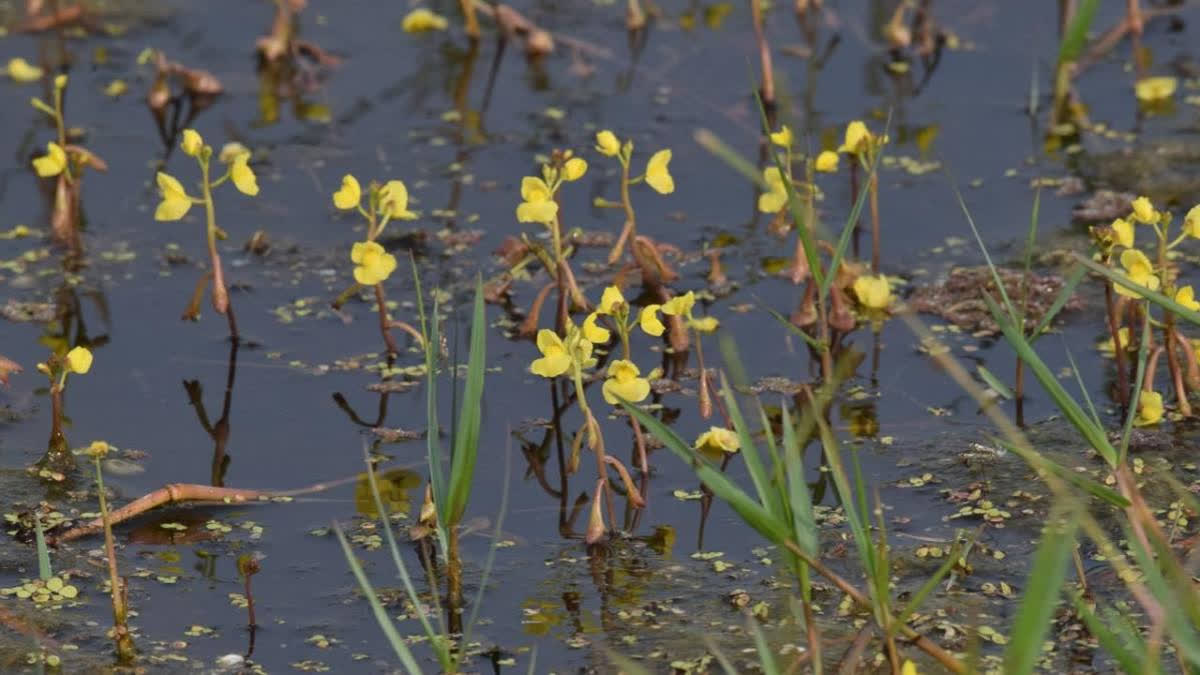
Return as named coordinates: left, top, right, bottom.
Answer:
left=0, top=0, right=1198, bottom=671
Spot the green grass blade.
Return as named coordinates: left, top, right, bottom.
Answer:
left=992, top=438, right=1128, bottom=507
left=952, top=180, right=1019, bottom=323
left=1076, top=255, right=1200, bottom=326
left=1064, top=345, right=1103, bottom=430
left=1002, top=508, right=1079, bottom=675
left=1029, top=263, right=1086, bottom=342
left=983, top=294, right=1118, bottom=466
left=694, top=128, right=770, bottom=190
left=748, top=614, right=782, bottom=675
left=1058, top=0, right=1099, bottom=65
left=819, top=139, right=882, bottom=301
left=703, top=635, right=740, bottom=674
left=1071, top=595, right=1147, bottom=673
left=622, top=401, right=792, bottom=545
left=892, top=536, right=965, bottom=634
left=976, top=364, right=1013, bottom=400
left=762, top=302, right=824, bottom=352
left=781, top=402, right=818, bottom=556
left=719, top=373, right=784, bottom=521
left=810, top=400, right=875, bottom=579
left=717, top=332, right=752, bottom=391
left=1119, top=317, right=1151, bottom=463
left=412, top=259, right=448, bottom=533
left=33, top=513, right=51, bottom=581
left=446, top=277, right=486, bottom=526
left=334, top=522, right=425, bottom=675
left=605, top=651, right=653, bottom=675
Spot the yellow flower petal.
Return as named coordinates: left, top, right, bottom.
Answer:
left=516, top=199, right=558, bottom=224
left=595, top=130, right=620, bottom=156
left=1130, top=196, right=1158, bottom=224
left=690, top=316, right=719, bottom=333
left=769, top=125, right=792, bottom=148
left=402, top=8, right=448, bottom=33
left=640, top=304, right=665, bottom=336
left=531, top=329, right=571, bottom=378
left=181, top=128, right=204, bottom=157
left=853, top=275, right=892, bottom=310
left=333, top=174, right=361, bottom=210
left=1184, top=206, right=1200, bottom=239
left=900, top=661, right=918, bottom=675
left=1177, top=286, right=1200, bottom=312
left=6, top=57, right=43, bottom=83
left=1111, top=218, right=1134, bottom=248
left=154, top=171, right=192, bottom=221
left=351, top=240, right=396, bottom=285
left=645, top=149, right=674, bottom=194
left=598, top=285, right=625, bottom=315
left=815, top=150, right=839, bottom=173
left=32, top=142, right=66, bottom=177
left=521, top=176, right=553, bottom=203
left=838, top=120, right=871, bottom=155
left=231, top=155, right=259, bottom=196
left=562, top=157, right=588, bottom=182
left=601, top=360, right=650, bottom=405
left=582, top=312, right=611, bottom=344
left=1134, top=76, right=1177, bottom=104
left=65, top=346, right=93, bottom=375
left=380, top=180, right=418, bottom=220
left=660, top=291, right=695, bottom=317
left=758, top=166, right=788, bottom=213
left=694, top=426, right=739, bottom=453
left=1135, top=390, right=1163, bottom=426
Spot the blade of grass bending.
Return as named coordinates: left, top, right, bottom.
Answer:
left=983, top=294, right=1118, bottom=466
left=446, top=277, right=486, bottom=526
left=976, top=365, right=1013, bottom=400
left=748, top=615, right=782, bottom=675
left=1002, top=508, right=1079, bottom=675
left=412, top=258, right=448, bottom=540
left=605, top=651, right=653, bottom=675
left=1058, top=0, right=1099, bottom=65
left=334, top=522, right=425, bottom=675
left=693, top=128, right=771, bottom=190
left=1071, top=595, right=1147, bottom=674
left=762, top=302, right=824, bottom=352
left=820, top=141, right=882, bottom=302
left=992, top=438, right=1128, bottom=507
left=1076, top=255, right=1200, bottom=326
left=33, top=513, right=51, bottom=581
left=891, top=536, right=964, bottom=636
left=703, top=635, right=740, bottom=675
left=1119, top=318, right=1151, bottom=463
left=719, top=372, right=784, bottom=522
left=809, top=400, right=875, bottom=579
left=1028, top=263, right=1086, bottom=343
left=1064, top=345, right=1103, bottom=430
left=621, top=401, right=792, bottom=545
left=952, top=179, right=1019, bottom=323
left=1122, top=525, right=1200, bottom=665
left=717, top=333, right=752, bottom=391
left=360, top=443, right=447, bottom=654
left=781, top=402, right=818, bottom=557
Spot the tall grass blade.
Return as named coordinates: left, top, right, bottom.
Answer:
left=1003, top=508, right=1079, bottom=675
left=334, top=522, right=425, bottom=675
left=781, top=402, right=818, bottom=556
left=820, top=146, right=880, bottom=301
left=952, top=180, right=1019, bottom=322
left=1076, top=255, right=1200, bottom=326
left=446, top=277, right=486, bottom=526
left=976, top=364, right=1013, bottom=400
left=33, top=513, right=51, bottom=581
left=719, top=373, right=783, bottom=521
left=748, top=614, right=782, bottom=675
left=1028, top=264, right=1086, bottom=342
left=1072, top=595, right=1148, bottom=673
left=1058, top=0, right=1099, bottom=65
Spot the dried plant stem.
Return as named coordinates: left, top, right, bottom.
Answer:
left=607, top=154, right=637, bottom=264
left=200, top=155, right=238, bottom=342
left=460, top=0, right=480, bottom=39
left=869, top=172, right=881, bottom=275
left=94, top=457, right=136, bottom=663
left=374, top=283, right=400, bottom=357
left=627, top=0, right=646, bottom=30
left=749, top=0, right=775, bottom=106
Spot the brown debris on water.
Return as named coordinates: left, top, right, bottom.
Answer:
left=908, top=266, right=1082, bottom=335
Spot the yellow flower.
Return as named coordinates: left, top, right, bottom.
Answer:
left=231, top=155, right=259, bottom=196
left=1099, top=327, right=1131, bottom=356
left=181, top=128, right=204, bottom=157
left=1111, top=217, right=1134, bottom=248
left=694, top=426, right=740, bottom=453
left=65, top=346, right=93, bottom=374
left=640, top=304, right=665, bottom=336
left=691, top=316, right=719, bottom=333
left=1177, top=286, right=1200, bottom=311
left=562, top=157, right=588, bottom=182
left=333, top=174, right=362, bottom=210
left=661, top=291, right=695, bottom=317
left=595, top=130, right=620, bottom=157
left=1114, top=248, right=1159, bottom=298
left=900, top=661, right=918, bottom=675
left=154, top=172, right=193, bottom=221
left=758, top=166, right=788, bottom=213
left=769, top=125, right=793, bottom=148
left=645, top=149, right=674, bottom=194
left=54, top=74, right=66, bottom=90
left=838, top=120, right=871, bottom=155
left=815, top=150, right=839, bottom=173
left=32, top=142, right=66, bottom=177
left=1130, top=196, right=1158, bottom=224
left=402, top=8, right=448, bottom=33
left=853, top=275, right=892, bottom=310
left=1184, top=205, right=1200, bottom=238
left=598, top=286, right=625, bottom=315
left=351, top=240, right=397, bottom=285
left=601, top=360, right=651, bottom=405
left=86, top=440, right=111, bottom=459
left=1134, top=76, right=1177, bottom=104
left=380, top=180, right=418, bottom=220
left=7, top=58, right=43, bottom=83
left=582, top=312, right=611, bottom=344
left=531, top=329, right=572, bottom=378
left=1135, top=390, right=1164, bottom=426
left=516, top=176, right=558, bottom=224
left=218, top=142, right=251, bottom=164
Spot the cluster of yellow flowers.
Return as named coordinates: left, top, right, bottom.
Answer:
left=758, top=119, right=882, bottom=215
left=153, top=128, right=259, bottom=222
left=594, top=130, right=675, bottom=195
left=332, top=174, right=417, bottom=286
left=639, top=290, right=718, bottom=335
left=515, top=153, right=588, bottom=225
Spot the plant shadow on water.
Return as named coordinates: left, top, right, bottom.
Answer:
left=0, top=0, right=1199, bottom=672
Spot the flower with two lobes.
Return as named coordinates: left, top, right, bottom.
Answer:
left=1130, top=196, right=1162, bottom=225
left=601, top=359, right=650, bottom=405
left=530, top=325, right=597, bottom=378
left=1136, top=390, right=1164, bottom=426
left=64, top=346, right=92, bottom=375
left=402, top=8, right=448, bottom=33
left=838, top=120, right=886, bottom=158
left=1114, top=249, right=1159, bottom=299
left=332, top=174, right=418, bottom=219
left=351, top=241, right=397, bottom=285
left=694, top=426, right=740, bottom=459
left=853, top=274, right=892, bottom=311
left=154, top=129, right=259, bottom=221
left=1134, top=76, right=1177, bottom=105
left=640, top=291, right=718, bottom=337
left=32, top=142, right=67, bottom=178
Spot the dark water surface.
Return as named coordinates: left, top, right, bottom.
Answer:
left=0, top=0, right=1195, bottom=671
